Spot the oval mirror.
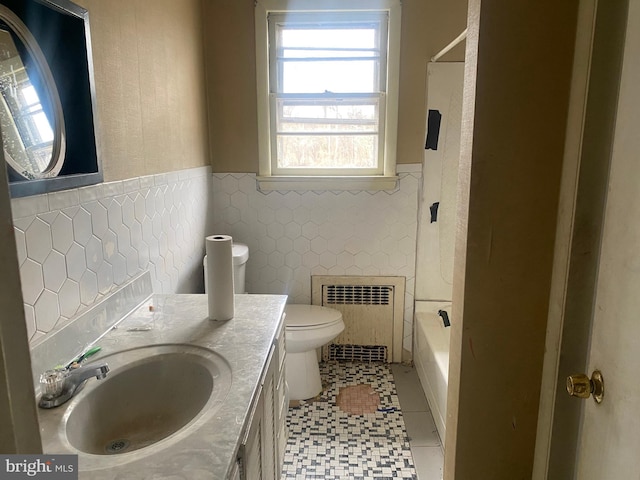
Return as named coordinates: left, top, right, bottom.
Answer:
left=0, top=5, right=65, bottom=180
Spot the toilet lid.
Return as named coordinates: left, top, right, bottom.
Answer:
left=285, top=304, right=342, bottom=327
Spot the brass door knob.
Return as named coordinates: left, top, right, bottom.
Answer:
left=566, top=370, right=604, bottom=404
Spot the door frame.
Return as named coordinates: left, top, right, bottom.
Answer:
left=532, top=0, right=630, bottom=477
left=443, top=1, right=583, bottom=478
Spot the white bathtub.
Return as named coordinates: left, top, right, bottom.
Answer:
left=414, top=300, right=451, bottom=442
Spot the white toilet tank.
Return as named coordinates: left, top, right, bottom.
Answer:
left=204, top=242, right=249, bottom=294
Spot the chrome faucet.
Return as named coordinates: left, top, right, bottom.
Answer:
left=39, top=363, right=109, bottom=409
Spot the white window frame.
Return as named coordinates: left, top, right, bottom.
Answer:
left=255, top=0, right=401, bottom=191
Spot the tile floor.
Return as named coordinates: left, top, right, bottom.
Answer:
left=282, top=362, right=443, bottom=480
left=391, top=364, right=444, bottom=480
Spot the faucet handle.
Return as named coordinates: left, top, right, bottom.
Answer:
left=93, top=364, right=110, bottom=379
left=39, top=369, right=68, bottom=400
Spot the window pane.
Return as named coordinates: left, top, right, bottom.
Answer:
left=283, top=48, right=376, bottom=59
left=277, top=23, right=381, bottom=93
left=277, top=134, right=377, bottom=169
left=282, top=28, right=377, bottom=52
left=32, top=111, right=54, bottom=142
left=277, top=100, right=378, bottom=133
left=282, top=60, right=376, bottom=93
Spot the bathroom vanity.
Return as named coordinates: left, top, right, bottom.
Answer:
left=36, top=292, right=288, bottom=480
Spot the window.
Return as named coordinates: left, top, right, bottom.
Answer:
left=255, top=0, right=401, bottom=190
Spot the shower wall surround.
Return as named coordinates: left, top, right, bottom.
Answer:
left=212, top=165, right=421, bottom=353
left=12, top=166, right=212, bottom=345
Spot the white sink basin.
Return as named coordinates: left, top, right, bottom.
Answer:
left=39, top=344, right=232, bottom=467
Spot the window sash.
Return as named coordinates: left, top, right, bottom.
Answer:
left=269, top=92, right=386, bottom=176
left=269, top=12, right=388, bottom=95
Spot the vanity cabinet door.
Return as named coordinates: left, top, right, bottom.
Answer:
left=274, top=319, right=288, bottom=476
left=239, top=386, right=264, bottom=480
left=229, top=460, right=241, bottom=480
left=238, top=314, right=286, bottom=480
left=261, top=347, right=277, bottom=480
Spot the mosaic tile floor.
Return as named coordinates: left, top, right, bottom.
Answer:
left=283, top=362, right=417, bottom=480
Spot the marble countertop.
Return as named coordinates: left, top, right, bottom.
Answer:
left=38, top=293, right=287, bottom=479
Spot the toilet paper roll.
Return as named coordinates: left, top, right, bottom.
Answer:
left=205, top=235, right=235, bottom=320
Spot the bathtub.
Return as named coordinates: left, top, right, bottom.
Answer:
left=414, top=300, right=451, bottom=442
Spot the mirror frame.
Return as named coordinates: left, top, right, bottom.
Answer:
left=6, top=0, right=102, bottom=198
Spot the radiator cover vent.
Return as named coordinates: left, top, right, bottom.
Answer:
left=325, top=285, right=392, bottom=306
left=312, top=275, right=405, bottom=363
left=325, top=344, right=388, bottom=363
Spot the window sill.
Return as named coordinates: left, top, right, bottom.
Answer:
left=256, top=175, right=399, bottom=192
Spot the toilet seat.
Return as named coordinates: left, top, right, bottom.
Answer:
left=285, top=304, right=342, bottom=329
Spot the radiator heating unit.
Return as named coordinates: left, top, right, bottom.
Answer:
left=311, top=275, right=405, bottom=363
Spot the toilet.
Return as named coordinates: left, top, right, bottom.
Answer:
left=284, top=304, right=344, bottom=401
left=205, top=242, right=344, bottom=401
left=204, top=242, right=249, bottom=294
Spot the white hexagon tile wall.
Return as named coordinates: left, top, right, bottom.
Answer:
left=11, top=166, right=212, bottom=345
left=211, top=165, right=421, bottom=354
left=11, top=164, right=422, bottom=354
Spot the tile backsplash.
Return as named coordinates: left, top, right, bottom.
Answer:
left=12, top=166, right=212, bottom=345
left=211, top=165, right=421, bottom=353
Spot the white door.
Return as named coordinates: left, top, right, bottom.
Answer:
left=572, top=1, right=640, bottom=477
left=533, top=1, right=638, bottom=478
